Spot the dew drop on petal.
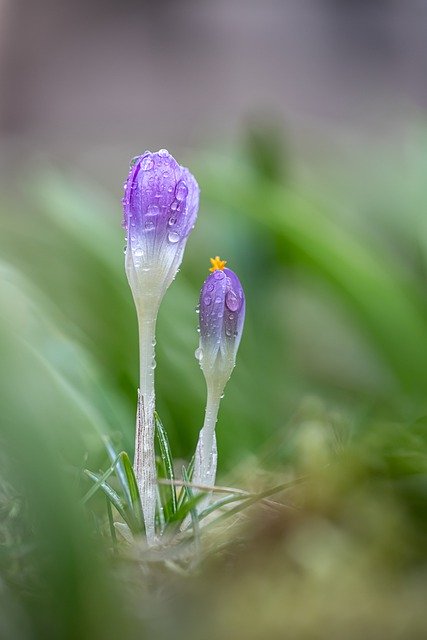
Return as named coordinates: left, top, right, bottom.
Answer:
left=168, top=216, right=177, bottom=226
left=214, top=270, right=225, bottom=280
left=175, top=180, right=188, bottom=202
left=195, top=347, right=204, bottom=361
left=145, top=220, right=155, bottom=230
left=215, top=296, right=222, bottom=304
left=204, top=295, right=212, bottom=306
left=134, top=248, right=143, bottom=257
left=147, top=204, right=159, bottom=216
left=158, top=149, right=169, bottom=158
left=207, top=283, right=214, bottom=292
left=168, top=231, right=180, bottom=243
left=225, top=291, right=240, bottom=312
left=141, top=155, right=154, bottom=171
left=170, top=201, right=178, bottom=212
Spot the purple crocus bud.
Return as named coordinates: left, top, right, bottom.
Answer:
left=188, top=257, right=246, bottom=501
left=123, top=149, right=199, bottom=308
left=196, top=257, right=245, bottom=388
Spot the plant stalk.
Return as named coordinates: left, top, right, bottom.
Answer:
left=193, top=384, right=222, bottom=490
left=134, top=307, right=158, bottom=545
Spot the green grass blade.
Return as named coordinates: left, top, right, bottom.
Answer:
left=102, top=435, right=132, bottom=507
left=197, top=493, right=249, bottom=521
left=181, top=466, right=200, bottom=552
left=155, top=412, right=177, bottom=517
left=119, top=451, right=145, bottom=533
left=106, top=496, right=118, bottom=554
left=176, top=455, right=196, bottom=512
left=83, top=469, right=128, bottom=524
left=81, top=455, right=121, bottom=504
left=206, top=476, right=307, bottom=527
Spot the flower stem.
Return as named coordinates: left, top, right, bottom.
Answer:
left=193, top=384, right=222, bottom=488
left=134, top=309, right=157, bottom=545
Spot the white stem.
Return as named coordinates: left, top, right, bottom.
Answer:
left=193, top=386, right=222, bottom=487
left=181, top=385, right=222, bottom=530
left=134, top=308, right=158, bottom=545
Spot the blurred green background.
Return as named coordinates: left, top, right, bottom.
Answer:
left=1, top=1, right=427, bottom=639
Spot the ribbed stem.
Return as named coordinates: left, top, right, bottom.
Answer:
left=134, top=308, right=157, bottom=545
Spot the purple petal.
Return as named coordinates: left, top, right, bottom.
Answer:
left=199, top=267, right=245, bottom=365
left=122, top=149, right=199, bottom=259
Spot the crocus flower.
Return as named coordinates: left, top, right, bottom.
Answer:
left=192, top=257, right=245, bottom=494
left=122, top=149, right=199, bottom=544
left=123, top=149, right=199, bottom=309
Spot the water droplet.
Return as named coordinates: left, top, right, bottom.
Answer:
left=225, top=327, right=232, bottom=337
left=163, top=171, right=169, bottom=178
left=220, top=393, right=225, bottom=399
left=225, top=291, right=239, bottom=311
left=151, top=358, right=157, bottom=370
left=228, top=313, right=234, bottom=320
left=129, top=156, right=139, bottom=167
left=141, top=155, right=154, bottom=171
left=168, top=186, right=173, bottom=193
left=215, top=296, right=222, bottom=304
left=170, top=201, right=178, bottom=211
left=214, top=270, right=225, bottom=280
left=168, top=216, right=177, bottom=226
left=204, top=295, right=212, bottom=306
left=207, top=283, right=214, bottom=292
left=134, top=248, right=143, bottom=257
left=175, top=180, right=188, bottom=201
left=195, top=347, right=203, bottom=361
left=168, top=231, right=180, bottom=243
left=145, top=220, right=155, bottom=230
left=147, top=203, right=159, bottom=216
left=158, top=148, right=169, bottom=158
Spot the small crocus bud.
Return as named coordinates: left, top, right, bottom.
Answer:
left=123, top=149, right=199, bottom=309
left=196, top=257, right=245, bottom=390
left=191, top=258, right=245, bottom=499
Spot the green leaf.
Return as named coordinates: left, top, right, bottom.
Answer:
left=155, top=412, right=177, bottom=519
left=102, top=435, right=132, bottom=508
left=119, top=451, right=145, bottom=533
left=83, top=469, right=128, bottom=524
left=81, top=455, right=122, bottom=504
left=181, top=466, right=200, bottom=553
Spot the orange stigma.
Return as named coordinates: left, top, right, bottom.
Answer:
left=209, top=256, right=227, bottom=272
